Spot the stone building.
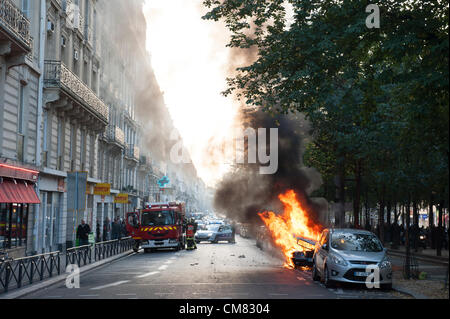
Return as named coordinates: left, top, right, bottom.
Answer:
left=1, top=0, right=43, bottom=258
left=1, top=0, right=209, bottom=258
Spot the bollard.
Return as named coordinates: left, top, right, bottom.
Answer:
left=18, top=262, right=23, bottom=288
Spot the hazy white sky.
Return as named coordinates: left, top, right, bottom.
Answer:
left=143, top=0, right=239, bottom=188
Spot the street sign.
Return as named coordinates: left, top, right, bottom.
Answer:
left=158, top=176, right=170, bottom=188
left=114, top=193, right=129, bottom=204
left=94, top=183, right=111, bottom=195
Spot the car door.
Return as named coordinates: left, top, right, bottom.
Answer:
left=126, top=212, right=140, bottom=236
left=315, top=230, right=328, bottom=273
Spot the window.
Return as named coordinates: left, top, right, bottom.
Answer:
left=142, top=211, right=175, bottom=226
left=21, top=0, right=30, bottom=18
left=0, top=203, right=28, bottom=249
left=18, top=84, right=25, bottom=134
left=57, top=119, right=63, bottom=170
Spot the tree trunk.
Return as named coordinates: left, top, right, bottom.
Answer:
left=364, top=186, right=370, bottom=230
left=413, top=199, right=419, bottom=228
left=379, top=189, right=385, bottom=244
left=437, top=199, right=444, bottom=257
left=394, top=203, right=399, bottom=224
left=386, top=200, right=392, bottom=226
left=429, top=193, right=434, bottom=228
left=335, top=166, right=346, bottom=228
left=353, top=160, right=362, bottom=228
left=412, top=199, right=419, bottom=252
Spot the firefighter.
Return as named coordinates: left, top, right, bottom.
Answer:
left=186, top=218, right=198, bottom=250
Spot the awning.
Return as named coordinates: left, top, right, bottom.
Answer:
left=0, top=180, right=41, bottom=204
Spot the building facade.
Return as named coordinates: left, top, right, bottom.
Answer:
left=1, top=0, right=209, bottom=258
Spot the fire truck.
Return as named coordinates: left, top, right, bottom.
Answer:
left=126, top=202, right=186, bottom=253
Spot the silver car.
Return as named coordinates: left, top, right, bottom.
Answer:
left=312, top=228, right=392, bottom=290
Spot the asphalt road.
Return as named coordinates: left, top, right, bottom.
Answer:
left=23, top=236, right=403, bottom=299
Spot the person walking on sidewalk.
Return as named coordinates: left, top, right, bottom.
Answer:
left=76, top=220, right=91, bottom=246
left=103, top=217, right=111, bottom=241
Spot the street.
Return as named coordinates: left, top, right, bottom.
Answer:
left=23, top=236, right=404, bottom=299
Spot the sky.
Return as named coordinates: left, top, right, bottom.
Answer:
left=143, top=0, right=240, bottom=188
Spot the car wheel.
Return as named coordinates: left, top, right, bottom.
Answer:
left=312, top=261, right=320, bottom=281
left=323, top=265, right=334, bottom=288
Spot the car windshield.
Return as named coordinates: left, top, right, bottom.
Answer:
left=141, top=210, right=174, bottom=226
left=331, top=233, right=383, bottom=252
left=207, top=224, right=220, bottom=232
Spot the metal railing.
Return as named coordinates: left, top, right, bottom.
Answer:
left=125, top=144, right=140, bottom=160
left=44, top=60, right=109, bottom=123
left=1, top=237, right=134, bottom=294
left=103, top=125, right=125, bottom=146
left=0, top=251, right=60, bottom=293
left=95, top=237, right=134, bottom=261
left=66, top=245, right=92, bottom=268
left=0, top=0, right=32, bottom=49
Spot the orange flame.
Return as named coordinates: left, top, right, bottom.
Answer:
left=258, top=190, right=322, bottom=269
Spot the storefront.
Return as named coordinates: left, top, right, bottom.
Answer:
left=0, top=163, right=40, bottom=256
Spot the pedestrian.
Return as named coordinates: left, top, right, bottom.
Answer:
left=76, top=219, right=91, bottom=246
left=103, top=217, right=111, bottom=241
left=96, top=220, right=101, bottom=243
left=112, top=217, right=121, bottom=240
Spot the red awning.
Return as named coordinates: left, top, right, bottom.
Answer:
left=0, top=180, right=41, bottom=204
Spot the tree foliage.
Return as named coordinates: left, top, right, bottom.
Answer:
left=203, top=0, right=449, bottom=226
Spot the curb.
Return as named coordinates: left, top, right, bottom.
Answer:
left=392, top=285, right=429, bottom=299
left=0, top=250, right=135, bottom=300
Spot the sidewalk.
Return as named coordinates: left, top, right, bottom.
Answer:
left=388, top=246, right=449, bottom=299
left=0, top=250, right=134, bottom=299
left=392, top=271, right=449, bottom=299
left=388, top=246, right=449, bottom=263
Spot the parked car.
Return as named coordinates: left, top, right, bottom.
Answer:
left=312, top=228, right=392, bottom=290
left=195, top=224, right=235, bottom=244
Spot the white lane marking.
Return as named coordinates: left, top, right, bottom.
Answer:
left=116, top=293, right=137, bottom=296
left=158, top=265, right=168, bottom=270
left=136, top=271, right=159, bottom=279
left=90, top=280, right=130, bottom=290
left=165, top=260, right=173, bottom=264
left=170, top=256, right=177, bottom=260
left=79, top=294, right=99, bottom=297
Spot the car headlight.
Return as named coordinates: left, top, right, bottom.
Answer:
left=419, top=235, right=425, bottom=240
left=329, top=253, right=348, bottom=266
left=379, top=255, right=392, bottom=269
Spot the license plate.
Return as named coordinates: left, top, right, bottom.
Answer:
left=354, top=271, right=370, bottom=277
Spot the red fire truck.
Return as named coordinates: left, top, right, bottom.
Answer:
left=126, top=202, right=186, bottom=253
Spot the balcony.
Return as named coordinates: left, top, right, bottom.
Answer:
left=44, top=60, right=109, bottom=126
left=102, top=125, right=125, bottom=149
left=0, top=0, right=32, bottom=55
left=125, top=144, right=140, bottom=163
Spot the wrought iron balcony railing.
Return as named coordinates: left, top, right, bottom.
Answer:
left=103, top=125, right=125, bottom=146
left=44, top=60, right=109, bottom=123
left=125, top=144, right=140, bottom=161
left=0, top=0, right=32, bottom=49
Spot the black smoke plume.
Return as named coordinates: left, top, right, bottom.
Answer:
left=214, top=109, right=326, bottom=229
